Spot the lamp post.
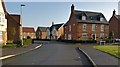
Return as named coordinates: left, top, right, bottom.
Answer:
left=20, top=4, right=25, bottom=46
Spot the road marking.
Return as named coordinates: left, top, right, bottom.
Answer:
left=35, top=45, right=42, bottom=49
left=0, top=55, right=15, bottom=60
left=0, top=44, right=42, bottom=60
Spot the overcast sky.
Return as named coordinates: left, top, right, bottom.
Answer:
left=4, top=2, right=119, bottom=30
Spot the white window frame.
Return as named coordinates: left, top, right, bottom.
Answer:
left=100, top=17, right=104, bottom=21
left=101, top=25, right=104, bottom=32
left=69, top=25, right=71, bottom=32
left=0, top=13, right=2, bottom=23
left=68, top=34, right=71, bottom=40
left=83, top=24, right=87, bottom=31
left=0, top=32, right=3, bottom=41
left=100, top=33, right=104, bottom=39
left=65, top=34, right=66, bottom=40
left=82, top=16, right=86, bottom=20
left=82, top=33, right=87, bottom=40
left=92, top=24, right=96, bottom=31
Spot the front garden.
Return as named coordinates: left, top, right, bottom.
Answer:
left=93, top=46, right=120, bottom=59
left=1, top=39, right=32, bottom=48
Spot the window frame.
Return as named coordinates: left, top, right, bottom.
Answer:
left=101, top=25, right=104, bottom=32
left=83, top=24, right=87, bottom=31
left=82, top=33, right=87, bottom=40
left=92, top=24, right=96, bottom=31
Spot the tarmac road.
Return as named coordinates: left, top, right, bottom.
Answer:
left=2, top=41, right=90, bottom=65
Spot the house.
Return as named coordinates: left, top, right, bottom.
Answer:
left=0, top=0, right=7, bottom=45
left=50, top=22, right=64, bottom=40
left=46, top=27, right=50, bottom=39
left=109, top=10, right=120, bottom=39
left=7, top=14, right=21, bottom=42
left=64, top=4, right=109, bottom=41
left=36, top=27, right=47, bottom=39
left=22, top=27, right=36, bottom=39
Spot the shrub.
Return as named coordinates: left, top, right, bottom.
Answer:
left=59, top=40, right=97, bottom=43
left=7, top=40, right=14, bottom=44
left=23, top=39, right=32, bottom=45
left=13, top=41, right=22, bottom=47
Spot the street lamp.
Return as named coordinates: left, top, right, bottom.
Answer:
left=20, top=4, right=25, bottom=46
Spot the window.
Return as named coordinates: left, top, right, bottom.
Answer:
left=69, top=25, right=71, bottom=31
left=0, top=14, right=2, bottom=22
left=100, top=17, right=104, bottom=21
left=0, top=32, right=3, bottom=41
left=83, top=24, right=87, bottom=31
left=68, top=34, right=71, bottom=40
left=82, top=33, right=87, bottom=40
left=100, top=33, right=104, bottom=39
left=101, top=25, right=104, bottom=32
left=65, top=34, right=66, bottom=40
left=82, top=16, right=86, bottom=20
left=92, top=24, right=96, bottom=31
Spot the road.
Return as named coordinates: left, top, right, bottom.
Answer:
left=2, top=41, right=91, bottom=65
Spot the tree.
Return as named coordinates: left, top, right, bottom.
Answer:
left=9, top=27, right=16, bottom=41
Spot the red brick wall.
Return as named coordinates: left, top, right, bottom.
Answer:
left=109, top=16, right=119, bottom=38
left=64, top=13, right=109, bottom=41
left=7, top=15, right=20, bottom=42
left=77, top=23, right=109, bottom=41
left=64, top=12, right=78, bottom=40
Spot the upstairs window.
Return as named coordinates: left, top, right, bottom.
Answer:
left=100, top=17, right=104, bottom=21
left=83, top=24, right=87, bottom=31
left=92, top=24, right=96, bottom=31
left=0, top=32, right=3, bottom=41
left=101, top=25, right=104, bottom=32
left=69, top=25, right=71, bottom=31
left=82, top=16, right=86, bottom=20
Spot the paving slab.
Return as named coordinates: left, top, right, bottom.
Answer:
left=79, top=44, right=119, bottom=65
left=2, top=44, right=40, bottom=57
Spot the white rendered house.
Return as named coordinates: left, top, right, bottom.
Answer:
left=0, top=0, right=7, bottom=45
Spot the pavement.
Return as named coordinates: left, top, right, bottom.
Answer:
left=79, top=44, right=119, bottom=65
left=1, top=44, right=42, bottom=60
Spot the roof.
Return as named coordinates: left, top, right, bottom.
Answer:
left=74, top=10, right=107, bottom=22
left=37, top=27, right=47, bottom=32
left=116, top=15, right=120, bottom=21
left=23, top=27, right=35, bottom=33
left=50, top=23, right=64, bottom=31
left=10, top=14, right=20, bottom=23
left=1, top=0, right=7, bottom=18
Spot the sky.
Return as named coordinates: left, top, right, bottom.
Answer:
left=4, top=2, right=119, bottom=30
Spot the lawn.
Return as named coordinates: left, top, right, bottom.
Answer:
left=93, top=46, right=120, bottom=59
left=0, top=44, right=16, bottom=48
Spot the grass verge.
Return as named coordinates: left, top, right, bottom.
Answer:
left=0, top=44, right=16, bottom=48
left=93, top=46, right=120, bottom=59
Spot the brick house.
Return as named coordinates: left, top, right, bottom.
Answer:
left=49, top=22, right=64, bottom=40
left=36, top=27, right=47, bottom=39
left=7, top=14, right=21, bottom=42
left=0, top=0, right=7, bottom=45
left=109, top=10, right=120, bottom=39
left=64, top=4, right=109, bottom=41
left=22, top=27, right=36, bottom=39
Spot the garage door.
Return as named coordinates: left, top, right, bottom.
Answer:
left=0, top=32, right=3, bottom=41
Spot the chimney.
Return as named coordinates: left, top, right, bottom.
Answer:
left=71, top=4, right=74, bottom=13
left=113, top=9, right=116, bottom=16
left=52, top=22, right=54, bottom=25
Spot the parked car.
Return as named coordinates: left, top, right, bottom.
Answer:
left=115, top=39, right=120, bottom=42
